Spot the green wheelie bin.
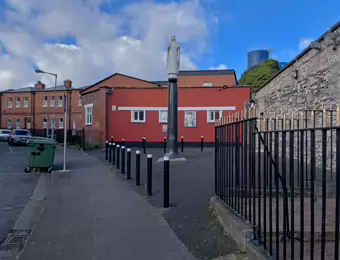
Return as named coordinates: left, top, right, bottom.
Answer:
left=25, top=137, right=57, bottom=173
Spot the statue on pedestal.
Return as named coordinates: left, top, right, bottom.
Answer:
left=167, top=35, right=180, bottom=81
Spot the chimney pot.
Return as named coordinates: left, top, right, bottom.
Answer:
left=64, top=79, right=72, bottom=88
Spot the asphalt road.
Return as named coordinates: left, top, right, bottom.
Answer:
left=0, top=142, right=39, bottom=243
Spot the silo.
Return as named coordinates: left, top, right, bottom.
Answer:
left=247, top=50, right=270, bottom=69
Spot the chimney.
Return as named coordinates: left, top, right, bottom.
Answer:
left=34, top=81, right=45, bottom=89
left=64, top=79, right=72, bottom=88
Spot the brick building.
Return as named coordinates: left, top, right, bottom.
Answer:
left=0, top=79, right=84, bottom=133
left=80, top=70, right=250, bottom=146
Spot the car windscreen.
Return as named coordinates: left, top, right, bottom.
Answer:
left=14, top=130, right=29, bottom=135
left=0, top=130, right=11, bottom=134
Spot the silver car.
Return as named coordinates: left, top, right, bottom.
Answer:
left=8, top=129, right=32, bottom=145
left=0, top=129, right=11, bottom=141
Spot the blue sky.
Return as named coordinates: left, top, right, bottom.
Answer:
left=0, top=0, right=339, bottom=89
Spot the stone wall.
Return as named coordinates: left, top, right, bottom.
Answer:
left=253, top=23, right=340, bottom=178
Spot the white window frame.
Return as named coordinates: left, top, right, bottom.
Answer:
left=51, top=118, right=56, bottom=129
left=59, top=118, right=64, bottom=129
left=78, top=95, right=82, bottom=106
left=207, top=110, right=222, bottom=123
left=15, top=118, right=20, bottom=129
left=58, top=96, right=63, bottom=107
left=7, top=98, right=12, bottom=108
left=43, top=96, right=48, bottom=107
left=24, top=96, right=28, bottom=108
left=159, top=110, right=168, bottom=123
left=131, top=110, right=146, bottom=123
left=50, top=96, right=55, bottom=107
left=15, top=97, right=20, bottom=108
left=85, top=103, right=93, bottom=126
left=7, top=119, right=11, bottom=129
left=42, top=118, right=47, bottom=129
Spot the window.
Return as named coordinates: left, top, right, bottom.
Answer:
left=131, top=110, right=145, bottom=123
left=85, top=104, right=93, bottom=125
left=50, top=96, right=55, bottom=107
left=15, top=97, right=20, bottom=108
left=203, top=82, right=213, bottom=87
left=7, top=97, right=12, bottom=108
left=15, top=118, right=20, bottom=128
left=7, top=119, right=11, bottom=129
left=51, top=118, right=56, bottom=129
left=58, top=96, right=63, bottom=107
left=207, top=110, right=222, bottom=123
left=59, top=118, right=64, bottom=128
left=159, top=110, right=168, bottom=123
left=78, top=95, right=82, bottom=106
left=43, top=118, right=47, bottom=129
left=24, top=96, right=28, bottom=108
left=43, top=96, right=48, bottom=107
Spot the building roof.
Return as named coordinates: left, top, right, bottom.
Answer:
left=1, top=85, right=84, bottom=94
left=254, top=20, right=340, bottom=93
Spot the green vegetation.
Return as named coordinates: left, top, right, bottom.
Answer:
left=239, top=59, right=280, bottom=90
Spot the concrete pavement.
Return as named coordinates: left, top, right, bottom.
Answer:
left=19, top=151, right=197, bottom=260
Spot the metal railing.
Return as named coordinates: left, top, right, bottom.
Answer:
left=215, top=106, right=340, bottom=259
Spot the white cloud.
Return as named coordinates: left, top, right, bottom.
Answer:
left=299, top=39, right=313, bottom=50
left=209, top=64, right=228, bottom=70
left=0, top=0, right=212, bottom=90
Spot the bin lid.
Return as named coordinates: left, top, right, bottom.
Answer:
left=27, top=137, right=57, bottom=145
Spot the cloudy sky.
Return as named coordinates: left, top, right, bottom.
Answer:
left=0, top=0, right=339, bottom=90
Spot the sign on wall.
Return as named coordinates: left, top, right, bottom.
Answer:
left=184, top=111, right=196, bottom=128
left=162, top=124, right=168, bottom=132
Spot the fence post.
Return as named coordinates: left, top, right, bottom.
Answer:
left=164, top=137, right=167, bottom=153
left=181, top=136, right=184, bottom=152
left=147, top=154, right=152, bottom=196
left=201, top=136, right=204, bottom=152
left=116, top=145, right=120, bottom=169
left=105, top=141, right=108, bottom=160
left=127, top=148, right=131, bottom=180
left=112, top=143, right=116, bottom=165
left=108, top=143, right=112, bottom=163
left=136, top=150, right=141, bottom=186
left=122, top=138, right=125, bottom=147
left=163, top=156, right=170, bottom=208
left=121, top=146, right=125, bottom=174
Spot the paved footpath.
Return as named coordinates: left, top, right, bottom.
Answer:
left=19, top=150, right=196, bottom=260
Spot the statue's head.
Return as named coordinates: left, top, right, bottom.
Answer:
left=171, top=35, right=176, bottom=42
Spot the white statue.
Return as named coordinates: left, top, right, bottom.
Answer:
left=167, top=35, right=180, bottom=80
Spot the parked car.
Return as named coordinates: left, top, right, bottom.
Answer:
left=0, top=129, right=11, bottom=141
left=8, top=129, right=32, bottom=146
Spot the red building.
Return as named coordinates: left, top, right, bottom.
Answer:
left=80, top=70, right=250, bottom=146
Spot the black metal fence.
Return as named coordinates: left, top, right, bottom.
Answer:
left=32, top=128, right=85, bottom=149
left=215, top=107, right=340, bottom=259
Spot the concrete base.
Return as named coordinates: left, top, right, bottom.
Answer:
left=59, top=169, right=70, bottom=172
left=209, top=196, right=266, bottom=260
left=157, top=153, right=187, bottom=163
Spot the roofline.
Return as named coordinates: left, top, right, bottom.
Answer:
left=80, top=73, right=158, bottom=93
left=254, top=20, right=340, bottom=93
left=0, top=88, right=81, bottom=94
left=110, top=85, right=249, bottom=89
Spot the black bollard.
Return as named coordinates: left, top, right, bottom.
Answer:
left=163, top=137, right=167, bottom=153
left=141, top=137, right=144, bottom=150
left=201, top=136, right=204, bottom=152
left=163, top=156, right=170, bottom=208
left=127, top=148, right=131, bottom=180
left=112, top=143, right=116, bottom=165
left=111, top=136, right=114, bottom=143
left=181, top=136, right=184, bottom=152
left=136, top=150, right=141, bottom=186
left=105, top=141, right=108, bottom=160
left=143, top=137, right=146, bottom=154
left=147, top=154, right=152, bottom=196
left=116, top=145, right=120, bottom=169
left=122, top=138, right=125, bottom=147
left=108, top=143, right=112, bottom=163
left=121, top=146, right=125, bottom=174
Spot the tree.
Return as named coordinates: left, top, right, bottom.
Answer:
left=238, top=59, right=280, bottom=90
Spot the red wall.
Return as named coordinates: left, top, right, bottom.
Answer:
left=108, top=87, right=250, bottom=143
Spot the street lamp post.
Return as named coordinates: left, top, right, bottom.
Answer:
left=35, top=69, right=57, bottom=140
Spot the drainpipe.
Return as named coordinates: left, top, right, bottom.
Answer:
left=32, top=91, right=36, bottom=135
left=68, top=90, right=72, bottom=130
